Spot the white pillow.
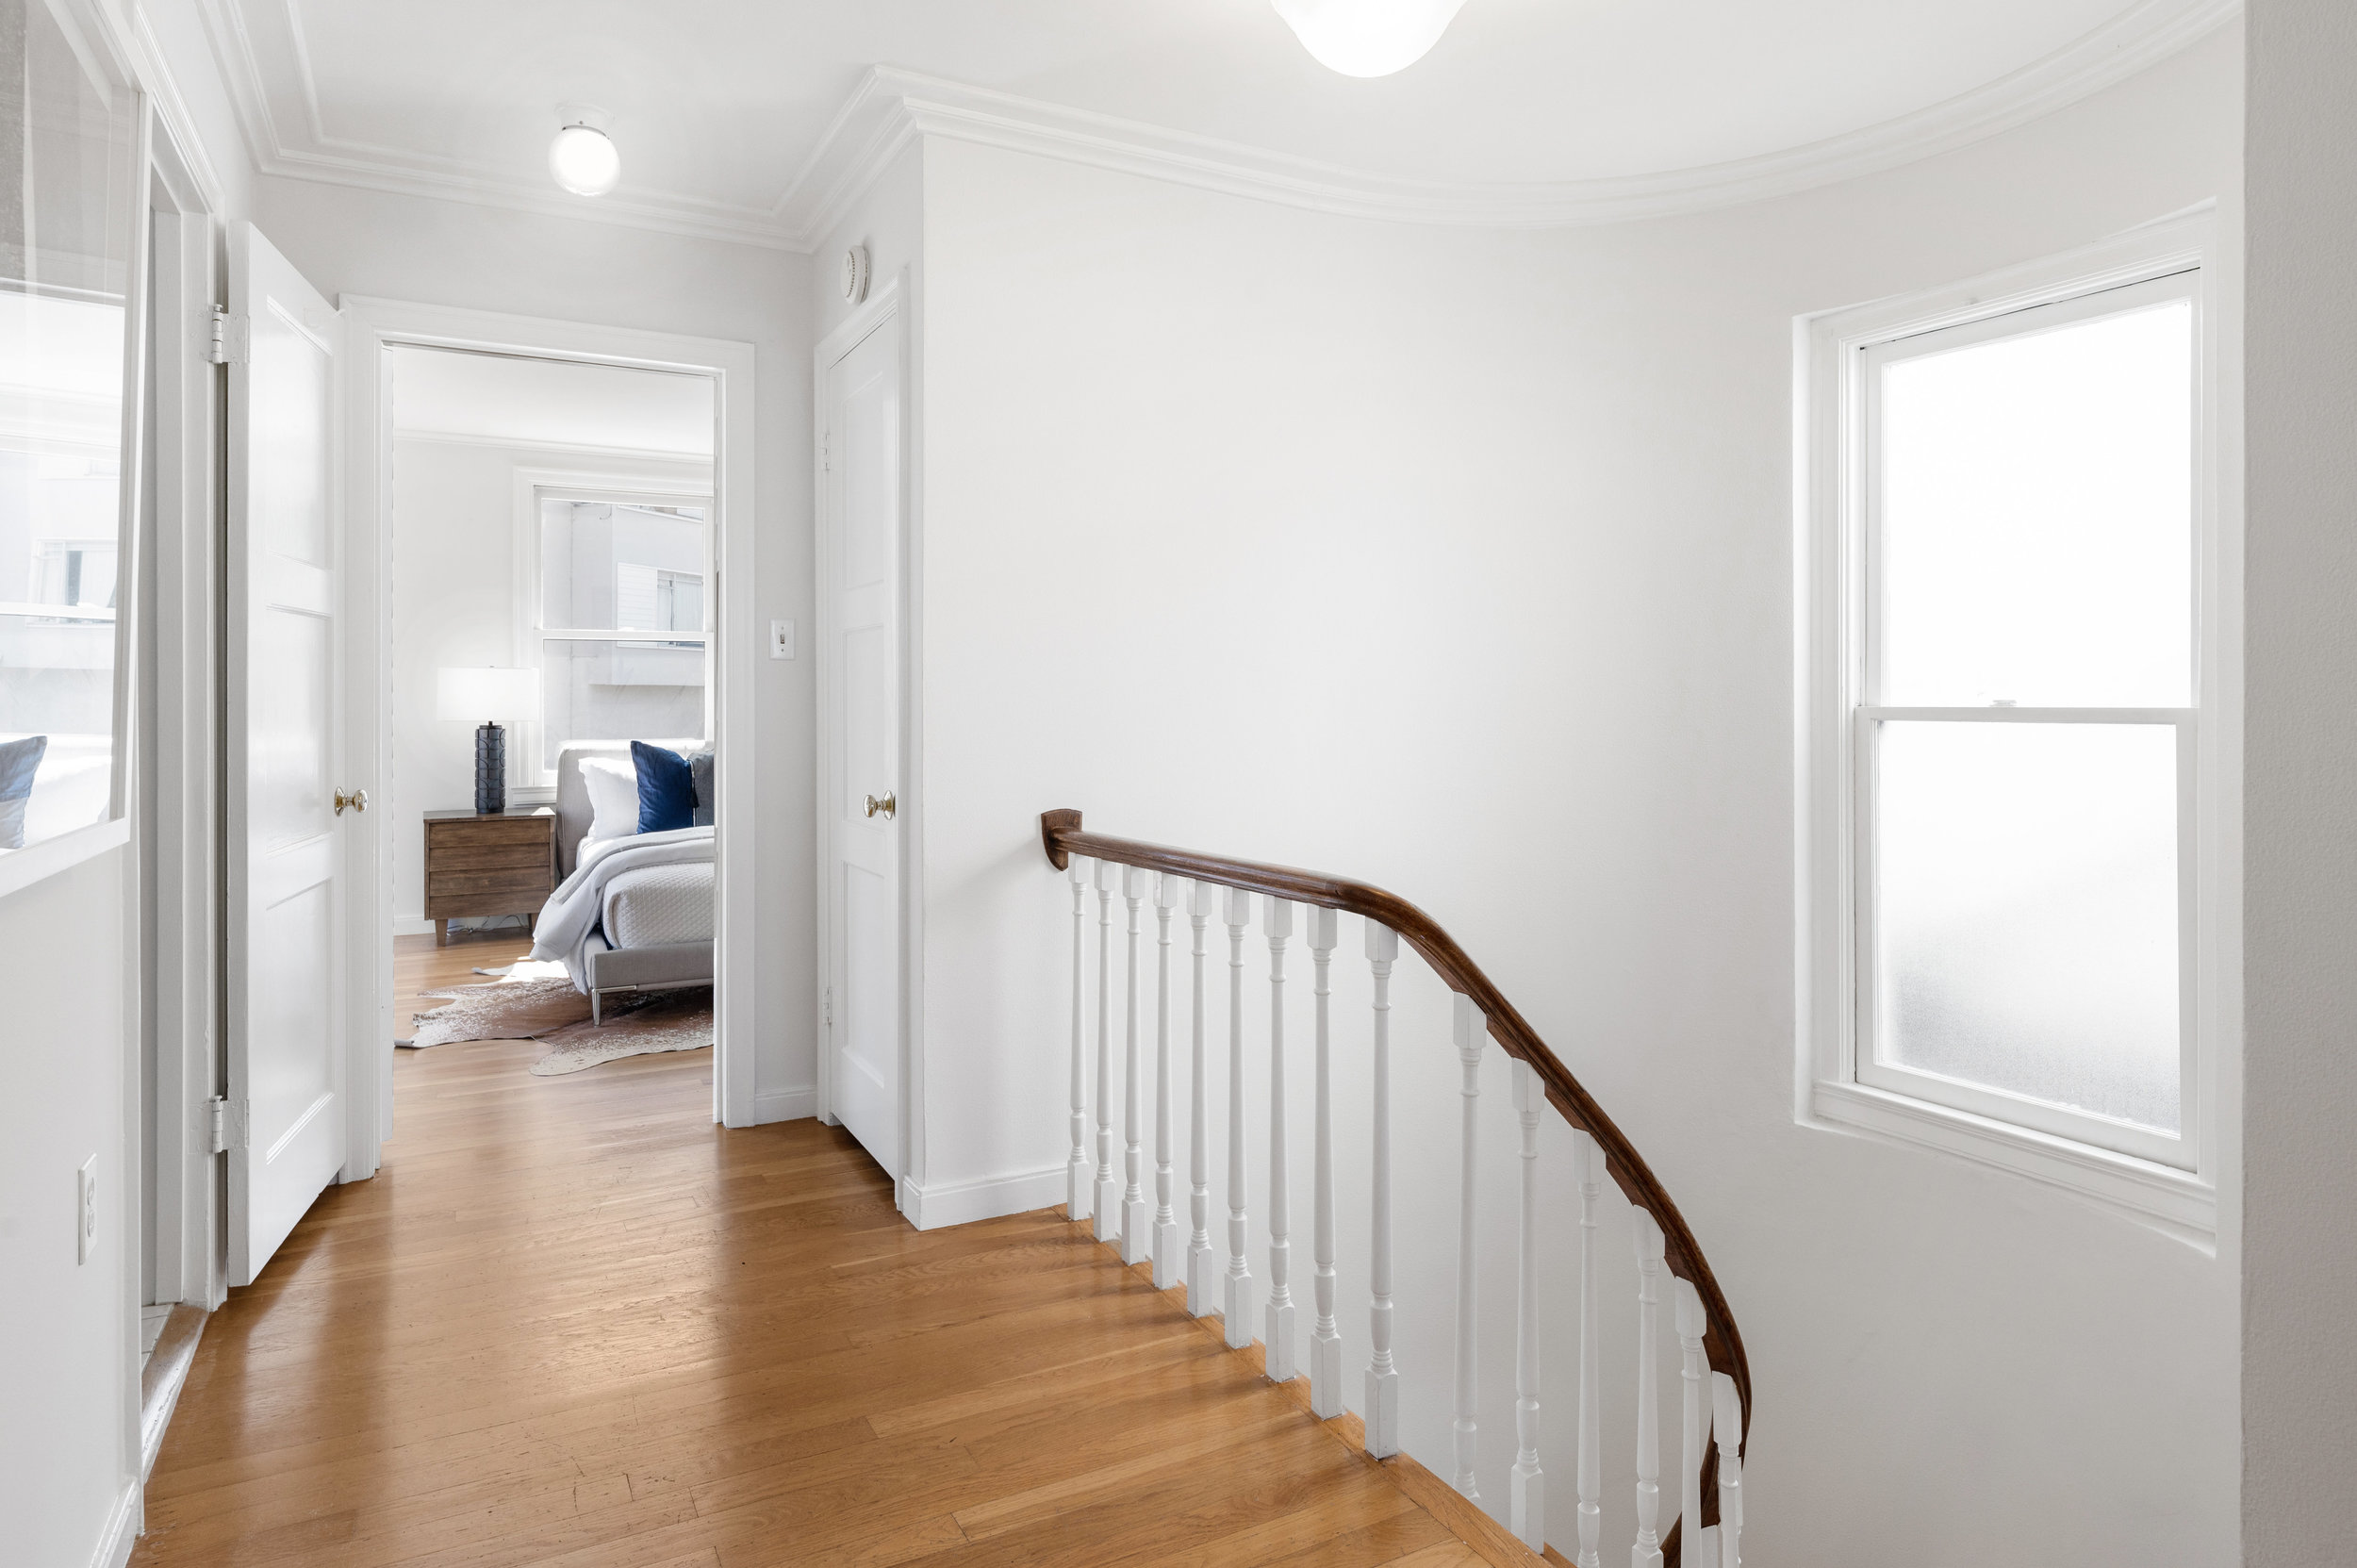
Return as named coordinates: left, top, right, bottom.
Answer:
left=578, top=756, right=641, bottom=848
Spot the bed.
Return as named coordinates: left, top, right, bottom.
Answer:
left=533, top=739, right=715, bottom=1025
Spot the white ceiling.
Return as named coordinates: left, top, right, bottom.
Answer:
left=202, top=0, right=2236, bottom=246
left=387, top=347, right=715, bottom=456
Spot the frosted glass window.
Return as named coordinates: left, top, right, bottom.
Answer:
left=1878, top=300, right=2192, bottom=708
left=1875, top=721, right=2180, bottom=1132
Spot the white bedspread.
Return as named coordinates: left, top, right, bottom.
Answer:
left=606, top=860, right=715, bottom=949
left=530, top=826, right=714, bottom=991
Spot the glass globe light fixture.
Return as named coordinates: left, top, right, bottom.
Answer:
left=1270, top=0, right=1469, bottom=76
left=550, top=108, right=620, bottom=197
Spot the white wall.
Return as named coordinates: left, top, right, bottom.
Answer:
left=0, top=3, right=243, bottom=1560
left=385, top=437, right=711, bottom=929
left=912, top=25, right=2242, bottom=1562
left=0, top=853, right=138, bottom=1563
left=249, top=177, right=820, bottom=1119
left=2241, top=0, right=2356, bottom=1560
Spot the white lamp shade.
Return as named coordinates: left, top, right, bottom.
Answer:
left=549, top=124, right=620, bottom=196
left=1270, top=0, right=1468, bottom=76
left=438, top=666, right=542, bottom=722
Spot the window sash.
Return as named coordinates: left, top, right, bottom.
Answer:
left=519, top=486, right=714, bottom=789
left=1849, top=707, right=2199, bottom=1168
left=1848, top=271, right=2206, bottom=1169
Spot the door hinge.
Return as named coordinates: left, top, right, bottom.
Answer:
left=206, top=1097, right=247, bottom=1154
left=820, top=429, right=831, bottom=472
left=823, top=986, right=832, bottom=1026
left=208, top=308, right=249, bottom=366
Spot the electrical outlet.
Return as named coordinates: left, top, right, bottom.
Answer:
left=769, top=619, right=796, bottom=660
left=76, top=1156, right=96, bottom=1265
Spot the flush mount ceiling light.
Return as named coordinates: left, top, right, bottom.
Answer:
left=1270, top=0, right=1469, bottom=76
left=549, top=104, right=620, bottom=196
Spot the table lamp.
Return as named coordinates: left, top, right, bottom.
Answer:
left=437, top=667, right=543, bottom=815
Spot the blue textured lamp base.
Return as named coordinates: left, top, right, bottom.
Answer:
left=474, top=722, right=506, bottom=815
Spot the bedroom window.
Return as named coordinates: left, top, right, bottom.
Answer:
left=527, top=491, right=713, bottom=785
left=1799, top=215, right=2232, bottom=1235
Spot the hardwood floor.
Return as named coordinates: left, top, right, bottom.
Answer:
left=135, top=1005, right=1538, bottom=1568
left=394, top=930, right=537, bottom=1043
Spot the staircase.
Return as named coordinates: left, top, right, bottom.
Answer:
left=1041, top=809, right=1750, bottom=1568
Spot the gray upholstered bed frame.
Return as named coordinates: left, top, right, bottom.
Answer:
left=552, top=739, right=713, bottom=1025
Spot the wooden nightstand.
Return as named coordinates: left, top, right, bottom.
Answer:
left=424, top=808, right=558, bottom=947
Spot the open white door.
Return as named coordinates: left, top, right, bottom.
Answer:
left=223, top=222, right=348, bottom=1286
left=821, top=311, right=902, bottom=1179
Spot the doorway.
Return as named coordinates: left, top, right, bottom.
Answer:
left=344, top=301, right=760, bottom=1171
left=381, top=347, right=717, bottom=1106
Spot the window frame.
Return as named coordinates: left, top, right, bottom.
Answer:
left=0, top=0, right=150, bottom=901
left=1798, top=212, right=2232, bottom=1237
left=510, top=479, right=715, bottom=795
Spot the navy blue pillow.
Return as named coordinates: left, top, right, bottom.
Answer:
left=632, top=742, right=695, bottom=834
left=686, top=749, right=715, bottom=828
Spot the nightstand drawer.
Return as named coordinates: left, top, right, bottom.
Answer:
left=428, top=841, right=553, bottom=874
left=425, top=816, right=553, bottom=848
left=428, top=867, right=554, bottom=900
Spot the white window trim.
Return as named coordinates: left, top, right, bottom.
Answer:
left=1796, top=209, right=2237, bottom=1241
left=506, top=472, right=716, bottom=798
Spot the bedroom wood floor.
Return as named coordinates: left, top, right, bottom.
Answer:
left=132, top=999, right=1536, bottom=1568
left=395, top=929, right=539, bottom=1043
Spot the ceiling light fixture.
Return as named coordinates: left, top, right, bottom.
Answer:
left=550, top=104, right=620, bottom=196
left=1270, top=0, right=1468, bottom=77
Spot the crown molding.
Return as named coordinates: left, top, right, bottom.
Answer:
left=123, top=5, right=229, bottom=214
left=190, top=0, right=806, bottom=249
left=390, top=427, right=716, bottom=465
left=193, top=0, right=2239, bottom=254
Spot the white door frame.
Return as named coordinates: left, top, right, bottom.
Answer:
left=340, top=298, right=761, bottom=1160
left=812, top=275, right=921, bottom=1203
left=144, top=88, right=228, bottom=1312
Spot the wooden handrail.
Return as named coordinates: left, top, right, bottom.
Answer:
left=1042, top=808, right=1750, bottom=1547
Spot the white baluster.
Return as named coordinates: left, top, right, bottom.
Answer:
left=1510, top=1058, right=1545, bottom=1551
left=1711, top=1373, right=1742, bottom=1568
left=1067, top=856, right=1090, bottom=1222
left=1221, top=887, right=1254, bottom=1349
left=1363, top=921, right=1401, bottom=1459
left=1451, top=993, right=1485, bottom=1499
left=1186, top=881, right=1215, bottom=1316
left=1094, top=861, right=1118, bottom=1242
left=1307, top=905, right=1342, bottom=1419
left=1574, top=1129, right=1604, bottom=1568
left=1263, top=896, right=1297, bottom=1383
left=1152, top=874, right=1183, bottom=1288
left=1633, top=1211, right=1665, bottom=1568
left=1673, top=1279, right=1707, bottom=1568
left=1122, top=867, right=1149, bottom=1265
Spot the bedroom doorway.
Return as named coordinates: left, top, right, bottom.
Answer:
left=344, top=302, right=759, bottom=1155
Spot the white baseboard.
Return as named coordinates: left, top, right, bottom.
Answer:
left=91, top=1480, right=138, bottom=1568
left=393, top=913, right=435, bottom=937
left=752, top=1085, right=816, bottom=1124
left=898, top=1165, right=1065, bottom=1230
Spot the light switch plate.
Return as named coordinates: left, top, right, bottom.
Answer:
left=770, top=619, right=796, bottom=660
left=76, top=1155, right=96, bottom=1264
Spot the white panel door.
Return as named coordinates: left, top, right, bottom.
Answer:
left=823, top=314, right=901, bottom=1178
left=224, top=222, right=347, bottom=1286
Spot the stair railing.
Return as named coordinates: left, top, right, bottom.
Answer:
left=1042, top=809, right=1749, bottom=1568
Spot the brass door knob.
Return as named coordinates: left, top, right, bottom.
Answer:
left=864, top=791, right=897, bottom=820
left=335, top=788, right=369, bottom=816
